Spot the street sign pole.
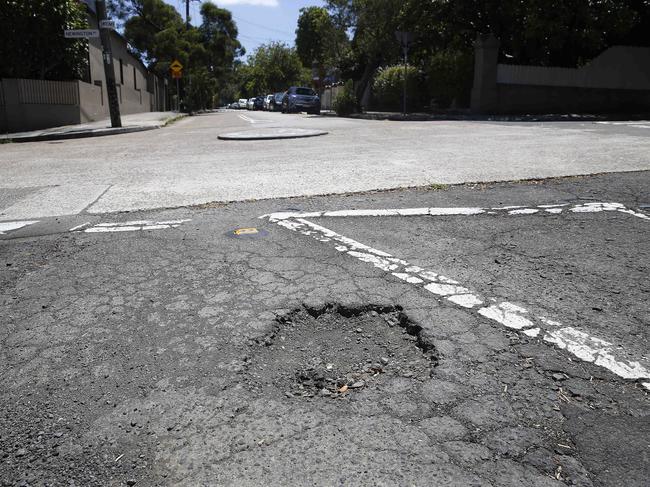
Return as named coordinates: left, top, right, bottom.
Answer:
left=395, top=31, right=413, bottom=116
left=403, top=44, right=409, bottom=116
left=176, top=78, right=180, bottom=111
left=170, top=60, right=183, bottom=111
left=96, top=0, right=121, bottom=128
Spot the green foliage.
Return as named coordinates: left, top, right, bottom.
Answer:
left=236, top=42, right=306, bottom=97
left=323, top=0, right=650, bottom=108
left=425, top=50, right=474, bottom=109
left=295, top=6, right=347, bottom=69
left=333, top=81, right=358, bottom=116
left=110, top=0, right=243, bottom=110
left=0, top=0, right=89, bottom=80
left=372, top=65, right=421, bottom=111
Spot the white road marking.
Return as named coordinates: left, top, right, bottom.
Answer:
left=0, top=220, right=39, bottom=234
left=69, top=222, right=91, bottom=231
left=596, top=121, right=650, bottom=129
left=262, top=201, right=649, bottom=221
left=238, top=114, right=271, bottom=124
left=80, top=219, right=190, bottom=233
left=263, top=207, right=650, bottom=390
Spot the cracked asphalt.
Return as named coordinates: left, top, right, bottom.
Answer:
left=1, top=171, right=648, bottom=486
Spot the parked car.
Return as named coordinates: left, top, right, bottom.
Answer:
left=281, top=87, right=320, bottom=114
left=229, top=102, right=238, bottom=109
left=238, top=98, right=247, bottom=109
left=263, top=94, right=274, bottom=110
left=269, top=92, right=285, bottom=112
left=247, top=96, right=264, bottom=110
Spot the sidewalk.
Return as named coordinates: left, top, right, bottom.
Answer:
left=0, top=111, right=185, bottom=143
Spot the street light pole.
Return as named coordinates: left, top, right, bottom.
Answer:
left=403, top=45, right=408, bottom=116
left=395, top=31, right=413, bottom=116
left=96, top=0, right=121, bottom=128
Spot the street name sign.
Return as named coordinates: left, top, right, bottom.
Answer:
left=100, top=20, right=116, bottom=29
left=64, top=29, right=100, bottom=38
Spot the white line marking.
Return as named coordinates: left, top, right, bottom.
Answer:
left=238, top=113, right=271, bottom=124
left=596, top=121, right=650, bottom=129
left=262, top=201, right=649, bottom=221
left=0, top=221, right=39, bottom=234
left=263, top=212, right=650, bottom=387
left=69, top=222, right=91, bottom=232
left=80, top=219, right=190, bottom=233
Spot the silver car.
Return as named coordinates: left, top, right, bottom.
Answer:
left=263, top=94, right=273, bottom=110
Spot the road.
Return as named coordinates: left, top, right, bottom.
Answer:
left=0, top=112, right=649, bottom=486
left=1, top=110, right=649, bottom=220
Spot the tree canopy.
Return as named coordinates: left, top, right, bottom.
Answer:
left=234, top=42, right=308, bottom=98
left=295, top=6, right=347, bottom=69
left=109, top=0, right=243, bottom=109
left=321, top=0, right=650, bottom=108
left=0, top=0, right=89, bottom=80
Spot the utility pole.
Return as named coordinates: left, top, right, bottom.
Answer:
left=185, top=0, right=192, bottom=112
left=96, top=0, right=121, bottom=128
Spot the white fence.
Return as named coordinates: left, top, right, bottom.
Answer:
left=497, top=46, right=650, bottom=91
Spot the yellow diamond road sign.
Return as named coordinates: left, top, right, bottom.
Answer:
left=170, top=60, right=183, bottom=72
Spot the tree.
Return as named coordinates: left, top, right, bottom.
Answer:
left=198, top=2, right=244, bottom=77
left=326, top=0, right=403, bottom=102
left=109, top=0, right=187, bottom=72
left=0, top=0, right=89, bottom=80
left=295, top=6, right=346, bottom=68
left=324, top=0, right=650, bottom=109
left=110, top=0, right=243, bottom=109
left=237, top=42, right=307, bottom=97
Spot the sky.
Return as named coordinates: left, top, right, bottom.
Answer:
left=163, top=0, right=325, bottom=59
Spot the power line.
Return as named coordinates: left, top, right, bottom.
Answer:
left=233, top=15, right=295, bottom=37
left=238, top=33, right=294, bottom=43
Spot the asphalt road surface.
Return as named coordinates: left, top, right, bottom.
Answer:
left=0, top=113, right=649, bottom=486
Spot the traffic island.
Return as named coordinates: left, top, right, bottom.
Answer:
left=217, top=127, right=328, bottom=141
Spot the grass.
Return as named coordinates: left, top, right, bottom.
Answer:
left=162, top=114, right=187, bottom=127
left=428, top=183, right=449, bottom=191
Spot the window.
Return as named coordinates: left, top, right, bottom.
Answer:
left=296, top=88, right=315, bottom=96
left=133, top=66, right=137, bottom=89
left=119, top=59, right=124, bottom=85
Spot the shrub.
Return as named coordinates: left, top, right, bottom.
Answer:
left=372, top=65, right=421, bottom=111
left=425, top=50, right=474, bottom=109
left=333, top=81, right=358, bottom=116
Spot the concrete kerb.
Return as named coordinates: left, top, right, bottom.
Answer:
left=329, top=111, right=650, bottom=123
left=217, top=128, right=328, bottom=141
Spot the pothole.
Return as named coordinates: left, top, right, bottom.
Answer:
left=245, top=304, right=438, bottom=399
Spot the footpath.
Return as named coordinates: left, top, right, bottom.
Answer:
left=0, top=111, right=185, bottom=143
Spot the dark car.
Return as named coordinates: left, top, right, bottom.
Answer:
left=248, top=96, right=264, bottom=110
left=269, top=92, right=285, bottom=112
left=281, top=87, right=320, bottom=114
